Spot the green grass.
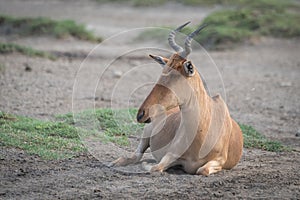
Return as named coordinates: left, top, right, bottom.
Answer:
left=240, top=124, right=287, bottom=152
left=0, top=63, right=5, bottom=72
left=197, top=5, right=300, bottom=49
left=0, top=15, right=102, bottom=42
left=56, top=108, right=144, bottom=146
left=137, top=0, right=300, bottom=49
left=96, top=0, right=300, bottom=7
left=0, top=42, right=56, bottom=60
left=183, top=0, right=299, bottom=8
left=0, top=109, right=287, bottom=160
left=95, top=0, right=166, bottom=6
left=0, top=111, right=86, bottom=159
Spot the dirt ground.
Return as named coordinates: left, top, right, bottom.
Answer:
left=0, top=0, right=300, bottom=199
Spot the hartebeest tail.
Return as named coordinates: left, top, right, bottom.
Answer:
left=110, top=22, right=243, bottom=175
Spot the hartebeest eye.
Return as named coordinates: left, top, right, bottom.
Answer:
left=183, top=61, right=195, bottom=77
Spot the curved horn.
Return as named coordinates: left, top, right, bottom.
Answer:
left=168, top=21, right=191, bottom=52
left=180, top=23, right=208, bottom=58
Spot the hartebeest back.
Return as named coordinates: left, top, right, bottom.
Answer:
left=110, top=22, right=243, bottom=175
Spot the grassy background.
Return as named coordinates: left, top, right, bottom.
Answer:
left=0, top=15, right=103, bottom=59
left=197, top=1, right=300, bottom=49
left=136, top=0, right=300, bottom=49
left=0, top=42, right=56, bottom=60
left=0, top=15, right=102, bottom=42
left=0, top=112, right=85, bottom=159
left=1, top=0, right=298, bottom=50
left=0, top=109, right=287, bottom=160
left=56, top=108, right=144, bottom=146
left=96, top=0, right=300, bottom=8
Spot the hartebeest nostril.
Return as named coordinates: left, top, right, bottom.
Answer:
left=137, top=110, right=145, bottom=122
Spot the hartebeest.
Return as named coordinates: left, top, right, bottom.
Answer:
left=110, top=22, right=243, bottom=175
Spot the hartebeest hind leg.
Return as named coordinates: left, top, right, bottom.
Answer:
left=109, top=137, right=150, bottom=167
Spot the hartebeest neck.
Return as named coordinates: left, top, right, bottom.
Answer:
left=171, top=72, right=212, bottom=158
left=166, top=53, right=212, bottom=130
left=180, top=71, right=212, bottom=133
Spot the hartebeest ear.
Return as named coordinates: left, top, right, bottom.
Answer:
left=183, top=61, right=195, bottom=77
left=149, top=54, right=168, bottom=67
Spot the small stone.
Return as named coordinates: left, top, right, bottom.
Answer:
left=280, top=116, right=288, bottom=121
left=296, top=130, right=300, bottom=137
left=45, top=69, right=52, bottom=73
left=280, top=82, right=292, bottom=87
left=113, top=70, right=122, bottom=78
left=93, top=188, right=101, bottom=193
left=213, top=192, right=224, bottom=198
left=24, top=63, right=32, bottom=72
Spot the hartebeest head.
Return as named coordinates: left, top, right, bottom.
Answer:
left=137, top=22, right=209, bottom=123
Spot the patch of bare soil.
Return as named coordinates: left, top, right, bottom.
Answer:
left=0, top=0, right=299, bottom=199
left=1, top=147, right=299, bottom=199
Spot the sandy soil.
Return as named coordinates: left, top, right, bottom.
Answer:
left=0, top=0, right=300, bottom=199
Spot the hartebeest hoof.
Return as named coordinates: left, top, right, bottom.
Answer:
left=196, top=160, right=223, bottom=176
left=142, top=162, right=165, bottom=173
left=108, top=157, right=126, bottom=167
left=109, top=155, right=138, bottom=167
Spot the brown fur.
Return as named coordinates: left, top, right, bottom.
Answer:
left=110, top=53, right=243, bottom=176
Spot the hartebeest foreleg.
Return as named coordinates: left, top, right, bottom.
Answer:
left=142, top=152, right=181, bottom=172
left=109, top=137, right=149, bottom=167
